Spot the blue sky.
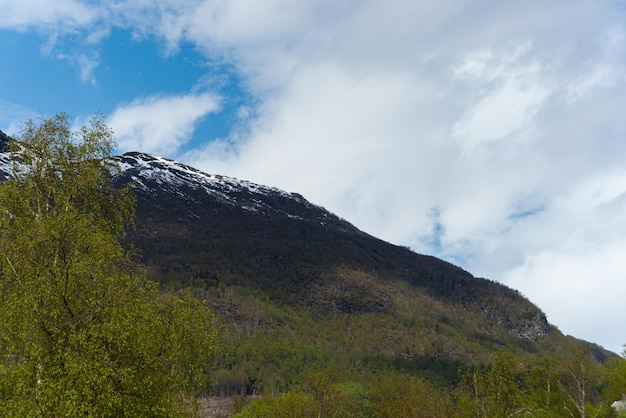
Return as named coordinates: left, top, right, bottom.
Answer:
left=0, top=27, right=243, bottom=151
left=2, top=0, right=626, bottom=353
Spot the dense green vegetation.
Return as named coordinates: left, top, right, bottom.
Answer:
left=203, top=282, right=626, bottom=417
left=0, top=114, right=218, bottom=416
left=228, top=348, right=626, bottom=417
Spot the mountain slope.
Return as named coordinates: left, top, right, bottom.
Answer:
left=109, top=149, right=621, bottom=400
left=115, top=151, right=549, bottom=340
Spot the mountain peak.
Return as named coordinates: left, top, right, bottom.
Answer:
left=116, top=151, right=353, bottom=229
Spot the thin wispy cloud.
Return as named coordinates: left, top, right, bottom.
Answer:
left=0, top=99, right=38, bottom=136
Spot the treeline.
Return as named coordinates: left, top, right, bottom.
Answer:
left=198, top=285, right=626, bottom=417
left=229, top=348, right=626, bottom=417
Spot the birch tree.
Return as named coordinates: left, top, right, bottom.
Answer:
left=0, top=113, right=218, bottom=417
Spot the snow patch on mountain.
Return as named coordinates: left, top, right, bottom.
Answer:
left=115, top=151, right=332, bottom=221
left=0, top=135, right=341, bottom=225
left=118, top=152, right=293, bottom=196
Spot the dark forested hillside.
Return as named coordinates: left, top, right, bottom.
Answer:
left=116, top=151, right=549, bottom=340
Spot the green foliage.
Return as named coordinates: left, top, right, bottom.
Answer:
left=522, top=356, right=564, bottom=416
left=458, top=349, right=526, bottom=417
left=454, top=347, right=625, bottom=418
left=234, top=391, right=319, bottom=418
left=202, top=281, right=623, bottom=417
left=301, top=373, right=370, bottom=418
left=369, top=373, right=458, bottom=418
left=602, top=348, right=626, bottom=405
left=558, top=346, right=605, bottom=418
left=0, top=114, right=218, bottom=416
left=235, top=372, right=460, bottom=418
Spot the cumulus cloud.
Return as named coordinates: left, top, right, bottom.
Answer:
left=107, top=92, right=220, bottom=156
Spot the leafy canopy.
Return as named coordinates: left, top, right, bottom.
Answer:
left=0, top=113, right=218, bottom=417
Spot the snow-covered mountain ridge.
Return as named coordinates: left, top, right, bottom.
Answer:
left=117, top=152, right=320, bottom=216
left=0, top=130, right=341, bottom=225
left=115, top=151, right=344, bottom=226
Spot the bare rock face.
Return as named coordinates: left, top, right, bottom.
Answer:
left=512, top=314, right=550, bottom=339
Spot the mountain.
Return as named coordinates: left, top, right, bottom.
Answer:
left=116, top=151, right=549, bottom=339
left=0, top=130, right=615, bottom=399
left=110, top=149, right=623, bottom=407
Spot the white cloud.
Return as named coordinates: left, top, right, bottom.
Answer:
left=450, top=44, right=549, bottom=149
left=505, top=239, right=626, bottom=353
left=187, top=0, right=324, bottom=44
left=451, top=80, right=549, bottom=149
left=108, top=92, right=220, bottom=156
left=77, top=54, right=100, bottom=85
left=183, top=64, right=448, bottom=243
left=0, top=0, right=96, bottom=30
left=474, top=168, right=626, bottom=352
